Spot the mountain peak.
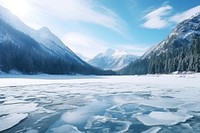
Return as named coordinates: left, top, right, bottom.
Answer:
left=0, top=5, right=108, bottom=75
left=89, top=48, right=138, bottom=70
left=37, top=26, right=54, bottom=38
left=122, top=11, right=200, bottom=75
left=113, top=49, right=129, bottom=56
left=174, top=13, right=200, bottom=34
left=144, top=13, right=200, bottom=59
left=38, top=26, right=51, bottom=33
left=104, top=49, right=129, bottom=57
left=105, top=49, right=115, bottom=56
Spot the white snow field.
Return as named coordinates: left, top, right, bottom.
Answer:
left=0, top=74, right=200, bottom=133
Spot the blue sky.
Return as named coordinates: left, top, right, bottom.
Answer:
left=0, top=0, right=200, bottom=58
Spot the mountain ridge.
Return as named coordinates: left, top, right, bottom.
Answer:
left=0, top=5, right=82, bottom=63
left=120, top=13, right=200, bottom=75
left=0, top=6, right=114, bottom=75
left=88, top=49, right=138, bottom=70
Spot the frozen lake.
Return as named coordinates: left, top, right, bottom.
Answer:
left=0, top=74, right=200, bottom=133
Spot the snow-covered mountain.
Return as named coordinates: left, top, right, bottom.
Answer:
left=0, top=5, right=114, bottom=75
left=0, top=6, right=82, bottom=63
left=120, top=13, right=200, bottom=75
left=88, top=49, right=138, bottom=70
left=143, top=13, right=200, bottom=59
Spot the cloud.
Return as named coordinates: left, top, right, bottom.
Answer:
left=170, top=5, right=200, bottom=23
left=142, top=5, right=172, bottom=29
left=28, top=0, right=127, bottom=35
left=62, top=32, right=108, bottom=58
left=62, top=32, right=149, bottom=58
left=115, top=44, right=149, bottom=56
left=142, top=5, right=200, bottom=29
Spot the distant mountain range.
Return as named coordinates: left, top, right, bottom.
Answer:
left=119, top=13, right=200, bottom=75
left=88, top=49, right=138, bottom=70
left=0, top=6, right=113, bottom=75
left=0, top=5, right=199, bottom=75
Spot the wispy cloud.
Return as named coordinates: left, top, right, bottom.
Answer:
left=115, top=44, right=149, bottom=56
left=142, top=5, right=172, bottom=29
left=62, top=32, right=149, bottom=58
left=142, top=5, right=200, bottom=29
left=62, top=32, right=108, bottom=58
left=29, top=0, right=127, bottom=35
left=170, top=5, right=200, bottom=23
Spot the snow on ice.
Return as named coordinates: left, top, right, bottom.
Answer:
left=0, top=74, right=200, bottom=132
left=0, top=113, right=28, bottom=132
left=134, top=111, right=192, bottom=126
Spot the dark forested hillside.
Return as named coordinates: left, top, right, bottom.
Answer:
left=0, top=19, right=114, bottom=75
left=119, top=14, right=200, bottom=75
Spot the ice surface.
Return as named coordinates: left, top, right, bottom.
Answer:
left=85, top=115, right=111, bottom=129
left=136, top=97, right=184, bottom=109
left=51, top=125, right=82, bottom=133
left=0, top=103, right=38, bottom=115
left=141, top=127, right=161, bottom=133
left=180, top=103, right=200, bottom=112
left=0, top=113, right=28, bottom=132
left=61, top=100, right=109, bottom=124
left=111, top=120, right=132, bottom=133
left=135, top=111, right=192, bottom=126
left=0, top=74, right=200, bottom=132
left=3, top=99, right=28, bottom=104
left=25, top=129, right=39, bottom=133
left=84, top=115, right=131, bottom=132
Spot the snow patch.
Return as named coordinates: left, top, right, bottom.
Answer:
left=135, top=111, right=192, bottom=126
left=0, top=113, right=28, bottom=132
left=0, top=103, right=38, bottom=115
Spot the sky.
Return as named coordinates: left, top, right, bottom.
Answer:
left=0, top=0, right=199, bottom=58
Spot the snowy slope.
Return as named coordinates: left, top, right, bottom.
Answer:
left=120, top=13, right=200, bottom=74
left=76, top=53, right=90, bottom=61
left=143, top=13, right=200, bottom=59
left=0, top=5, right=85, bottom=65
left=88, top=49, right=138, bottom=70
left=0, top=5, right=116, bottom=74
